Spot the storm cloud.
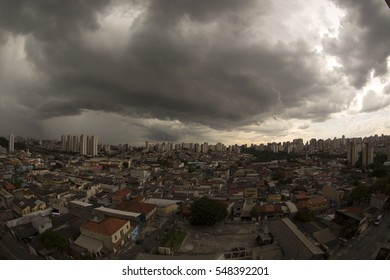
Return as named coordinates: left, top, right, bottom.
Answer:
left=1, top=0, right=389, bottom=144
left=324, top=0, right=390, bottom=89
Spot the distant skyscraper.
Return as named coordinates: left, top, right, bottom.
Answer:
left=8, top=134, right=14, bottom=153
left=362, top=143, right=374, bottom=167
left=145, top=141, right=149, bottom=152
left=66, top=134, right=72, bottom=151
left=88, top=135, right=98, bottom=156
left=332, top=137, right=340, bottom=152
left=347, top=142, right=359, bottom=166
left=202, top=142, right=208, bottom=153
left=61, top=135, right=67, bottom=151
left=80, top=134, right=87, bottom=155
left=387, top=144, right=390, bottom=162
left=72, top=135, right=79, bottom=152
left=309, top=138, right=316, bottom=154
left=293, top=138, right=304, bottom=152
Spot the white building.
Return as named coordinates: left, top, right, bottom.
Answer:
left=61, top=135, right=67, bottom=151
left=88, top=135, right=98, bottom=156
left=80, top=134, right=87, bottom=155
left=8, top=134, right=14, bottom=153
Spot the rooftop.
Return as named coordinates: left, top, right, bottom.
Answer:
left=81, top=217, right=128, bottom=236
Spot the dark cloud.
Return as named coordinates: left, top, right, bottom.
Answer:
left=0, top=0, right=108, bottom=40
left=142, top=127, right=181, bottom=143
left=324, top=0, right=390, bottom=89
left=0, top=0, right=356, bottom=138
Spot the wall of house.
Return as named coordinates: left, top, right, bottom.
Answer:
left=80, top=221, right=131, bottom=252
left=157, top=204, right=177, bottom=215
left=307, top=202, right=328, bottom=212
left=145, top=208, right=157, bottom=221
left=80, top=228, right=116, bottom=252
left=370, top=198, right=386, bottom=209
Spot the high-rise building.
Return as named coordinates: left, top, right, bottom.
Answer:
left=72, top=135, right=79, bottom=152
left=362, top=143, right=374, bottom=167
left=202, top=142, right=208, bottom=153
left=317, top=139, right=324, bottom=152
left=145, top=141, right=149, bottom=152
left=293, top=138, right=304, bottom=152
left=88, top=135, right=98, bottom=156
left=61, top=135, right=67, bottom=151
left=8, top=134, right=14, bottom=153
left=80, top=134, right=87, bottom=155
left=387, top=144, right=390, bottom=161
left=66, top=135, right=72, bottom=151
left=347, top=142, right=359, bottom=166
left=332, top=137, right=340, bottom=152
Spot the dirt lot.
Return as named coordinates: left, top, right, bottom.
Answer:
left=178, top=222, right=258, bottom=254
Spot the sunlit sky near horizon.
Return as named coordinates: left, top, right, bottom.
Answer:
left=1, top=0, right=389, bottom=145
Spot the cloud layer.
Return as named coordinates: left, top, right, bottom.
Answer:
left=1, top=0, right=389, bottom=144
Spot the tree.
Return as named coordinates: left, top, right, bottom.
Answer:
left=190, top=197, right=228, bottom=226
left=295, top=208, right=314, bottom=222
left=371, top=167, right=388, bottom=178
left=351, top=184, right=369, bottom=202
left=42, top=230, right=69, bottom=252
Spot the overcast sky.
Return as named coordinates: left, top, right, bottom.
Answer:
left=1, top=0, right=389, bottom=146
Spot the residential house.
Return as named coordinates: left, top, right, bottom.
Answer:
left=292, top=192, right=310, bottom=203
left=72, top=234, right=104, bottom=259
left=267, top=218, right=325, bottom=259
left=307, top=196, right=328, bottom=213
left=334, top=206, right=369, bottom=238
left=68, top=200, right=94, bottom=219
left=112, top=188, right=132, bottom=205
left=267, top=194, right=282, bottom=203
left=241, top=199, right=256, bottom=221
left=116, top=200, right=157, bottom=223
left=0, top=188, right=14, bottom=208
left=244, top=187, right=258, bottom=198
left=233, top=200, right=244, bottom=219
left=32, top=216, right=52, bottom=234
left=256, top=204, right=284, bottom=219
left=321, top=185, right=343, bottom=208
left=93, top=206, right=141, bottom=223
left=369, top=193, right=389, bottom=210
left=80, top=217, right=131, bottom=253
left=12, top=197, right=47, bottom=216
left=284, top=201, right=298, bottom=216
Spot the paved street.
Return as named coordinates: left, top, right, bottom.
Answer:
left=332, top=212, right=390, bottom=260
left=0, top=230, right=42, bottom=260
left=117, top=218, right=173, bottom=260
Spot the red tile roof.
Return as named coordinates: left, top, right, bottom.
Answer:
left=308, top=196, right=327, bottom=205
left=294, top=192, right=310, bottom=201
left=296, top=200, right=308, bottom=210
left=81, top=217, right=128, bottom=236
left=117, top=201, right=156, bottom=215
left=133, top=194, right=145, bottom=202
left=113, top=188, right=131, bottom=198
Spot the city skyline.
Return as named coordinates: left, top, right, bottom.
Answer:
left=0, top=0, right=389, bottom=146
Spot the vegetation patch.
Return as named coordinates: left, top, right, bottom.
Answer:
left=163, top=231, right=187, bottom=252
